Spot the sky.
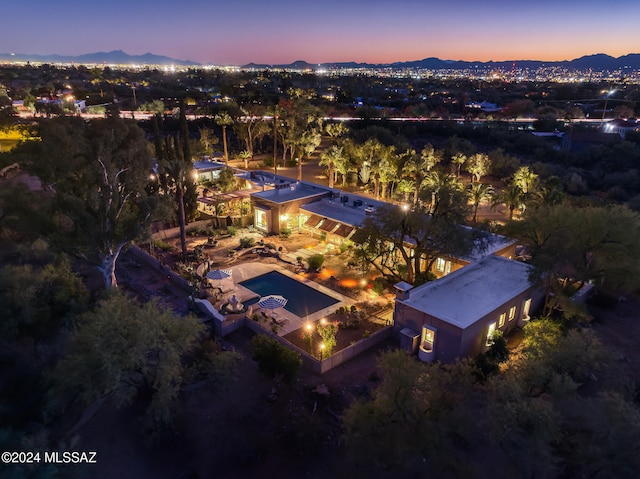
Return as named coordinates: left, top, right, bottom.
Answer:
left=3, top=0, right=640, bottom=65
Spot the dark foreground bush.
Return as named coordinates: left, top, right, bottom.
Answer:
left=251, top=335, right=302, bottom=383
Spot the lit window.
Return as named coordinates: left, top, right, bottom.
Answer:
left=486, top=322, right=496, bottom=346
left=523, top=298, right=532, bottom=320
left=255, top=209, right=267, bottom=230
left=509, top=306, right=516, bottom=321
left=498, top=313, right=506, bottom=328
left=421, top=326, right=436, bottom=352
left=435, top=257, right=445, bottom=272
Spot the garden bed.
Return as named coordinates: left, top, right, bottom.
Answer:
left=282, top=305, right=389, bottom=358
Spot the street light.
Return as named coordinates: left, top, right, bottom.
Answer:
left=600, top=89, right=616, bottom=127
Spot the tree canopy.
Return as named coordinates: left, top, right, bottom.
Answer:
left=352, top=191, right=485, bottom=285
left=51, top=292, right=209, bottom=427
left=17, top=117, right=157, bottom=288
left=511, top=202, right=640, bottom=313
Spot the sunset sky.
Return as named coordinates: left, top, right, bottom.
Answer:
left=3, top=0, right=639, bottom=65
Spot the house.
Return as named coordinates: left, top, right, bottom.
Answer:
left=194, top=160, right=256, bottom=216
left=602, top=118, right=640, bottom=139
left=465, top=101, right=502, bottom=113
left=393, top=255, right=542, bottom=364
left=246, top=171, right=516, bottom=276
left=430, top=226, right=516, bottom=278
left=248, top=173, right=331, bottom=234
left=299, top=193, right=388, bottom=244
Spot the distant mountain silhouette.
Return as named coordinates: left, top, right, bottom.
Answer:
left=2, top=50, right=640, bottom=71
left=243, top=54, right=640, bottom=71
left=0, top=50, right=198, bottom=66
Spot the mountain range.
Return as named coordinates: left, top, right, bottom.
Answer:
left=1, top=50, right=640, bottom=71
left=247, top=54, right=640, bottom=72
left=0, top=50, right=199, bottom=66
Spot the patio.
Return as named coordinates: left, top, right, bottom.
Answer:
left=196, top=262, right=354, bottom=336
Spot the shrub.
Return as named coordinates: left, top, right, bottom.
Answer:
left=226, top=226, right=238, bottom=236
left=280, top=228, right=292, bottom=238
left=251, top=335, right=302, bottom=384
left=372, top=277, right=386, bottom=295
left=307, top=254, right=325, bottom=271
left=339, top=241, right=352, bottom=254
left=239, top=236, right=256, bottom=249
left=153, top=239, right=173, bottom=252
left=316, top=321, right=339, bottom=356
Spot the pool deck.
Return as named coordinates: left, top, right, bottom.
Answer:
left=213, top=262, right=352, bottom=336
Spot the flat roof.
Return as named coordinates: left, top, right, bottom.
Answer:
left=251, top=182, right=329, bottom=204
left=462, top=228, right=517, bottom=262
left=397, top=255, right=533, bottom=329
left=300, top=195, right=387, bottom=228
left=193, top=160, right=227, bottom=171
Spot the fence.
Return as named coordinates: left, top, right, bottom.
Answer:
left=151, top=216, right=252, bottom=241
left=127, top=244, right=394, bottom=374
left=245, top=319, right=393, bottom=374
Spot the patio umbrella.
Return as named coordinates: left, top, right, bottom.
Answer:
left=257, top=295, right=288, bottom=318
left=205, top=268, right=232, bottom=290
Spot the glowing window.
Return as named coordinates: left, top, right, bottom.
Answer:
left=255, top=209, right=268, bottom=230
left=421, top=326, right=436, bottom=352
left=486, top=322, right=497, bottom=346
left=508, top=306, right=516, bottom=321
left=435, top=257, right=446, bottom=272
left=523, top=298, right=532, bottom=320
left=498, top=313, right=506, bottom=328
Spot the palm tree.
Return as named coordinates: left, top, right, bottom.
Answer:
left=334, top=150, right=352, bottom=186
left=319, top=145, right=344, bottom=188
left=466, top=153, right=491, bottom=183
left=512, top=166, right=539, bottom=194
left=422, top=170, right=463, bottom=214
left=402, top=145, right=442, bottom=204
left=451, top=152, right=467, bottom=178
left=468, top=183, right=494, bottom=223
left=396, top=178, right=416, bottom=203
left=238, top=150, right=252, bottom=170
left=215, top=112, right=233, bottom=164
left=492, top=183, right=524, bottom=221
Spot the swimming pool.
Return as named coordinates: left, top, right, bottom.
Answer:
left=239, top=271, right=339, bottom=318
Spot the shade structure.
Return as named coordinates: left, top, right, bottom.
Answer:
left=206, top=269, right=232, bottom=281
left=257, top=295, right=288, bottom=316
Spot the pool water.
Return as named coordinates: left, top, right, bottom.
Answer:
left=239, top=271, right=339, bottom=318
